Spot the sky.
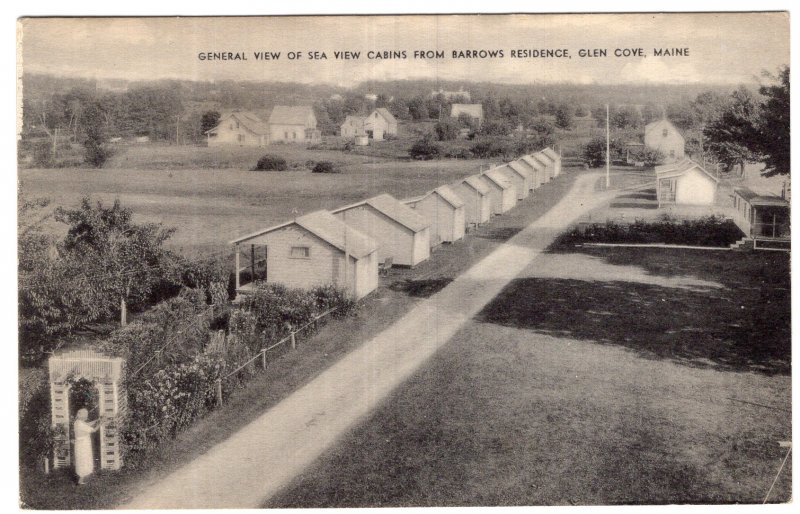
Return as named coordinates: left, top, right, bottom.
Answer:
left=19, top=13, right=790, bottom=87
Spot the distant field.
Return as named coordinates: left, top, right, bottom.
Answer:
left=19, top=157, right=491, bottom=255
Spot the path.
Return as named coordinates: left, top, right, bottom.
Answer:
left=122, top=172, right=612, bottom=509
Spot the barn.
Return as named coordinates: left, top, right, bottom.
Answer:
left=519, top=154, right=546, bottom=188
left=532, top=151, right=556, bottom=182
left=541, top=147, right=562, bottom=177
left=230, top=210, right=379, bottom=300
left=451, top=174, right=491, bottom=228
left=644, top=119, right=685, bottom=163
left=339, top=108, right=398, bottom=141
left=479, top=167, right=516, bottom=215
left=332, top=193, right=430, bottom=267
left=205, top=111, right=268, bottom=147
left=655, top=158, right=719, bottom=207
left=502, top=161, right=533, bottom=199
left=268, top=106, right=321, bottom=143
left=404, top=185, right=465, bottom=247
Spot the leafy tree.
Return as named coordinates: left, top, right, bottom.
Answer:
left=611, top=105, right=642, bottom=130
left=389, top=98, right=410, bottom=120
left=407, top=96, right=428, bottom=120
left=574, top=105, right=589, bottom=118
left=755, top=67, right=789, bottom=176
left=434, top=119, right=460, bottom=141
left=480, top=120, right=514, bottom=137
left=629, top=147, right=666, bottom=167
left=703, top=86, right=761, bottom=175
left=54, top=198, right=176, bottom=326
left=641, top=103, right=661, bottom=125
left=554, top=103, right=574, bottom=130
left=200, top=110, right=221, bottom=134
left=409, top=136, right=441, bottom=160
left=665, top=101, right=697, bottom=131
left=82, top=100, right=109, bottom=167
left=583, top=137, right=608, bottom=168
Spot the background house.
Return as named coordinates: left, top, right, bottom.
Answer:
left=339, top=108, right=398, bottom=141
left=268, top=106, right=321, bottom=143
left=340, top=115, right=366, bottom=139
left=732, top=188, right=790, bottom=240
left=205, top=111, right=268, bottom=147
left=644, top=119, right=685, bottom=163
left=655, top=158, right=718, bottom=207
left=230, top=210, right=378, bottom=300
left=450, top=104, right=484, bottom=127
left=332, top=194, right=430, bottom=267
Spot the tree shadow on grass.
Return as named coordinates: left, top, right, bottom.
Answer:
left=475, top=276, right=790, bottom=376
left=389, top=278, right=454, bottom=298
left=474, top=226, right=522, bottom=242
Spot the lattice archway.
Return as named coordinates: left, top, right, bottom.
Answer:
left=48, top=350, right=126, bottom=471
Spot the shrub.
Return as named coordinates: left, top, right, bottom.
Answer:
left=434, top=119, right=460, bottom=141
left=470, top=139, right=509, bottom=159
left=443, top=147, right=474, bottom=159
left=562, top=215, right=744, bottom=247
left=629, top=147, right=666, bottom=167
left=253, top=154, right=288, bottom=171
left=582, top=137, right=607, bottom=168
left=409, top=137, right=442, bottom=160
left=312, top=161, right=338, bottom=173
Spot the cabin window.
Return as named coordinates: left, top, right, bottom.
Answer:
left=293, top=131, right=297, bottom=139
left=284, top=131, right=289, bottom=139
left=290, top=246, right=310, bottom=258
left=238, top=134, right=245, bottom=143
left=662, top=129, right=669, bottom=137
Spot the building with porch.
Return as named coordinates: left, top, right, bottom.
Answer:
left=732, top=188, right=790, bottom=241
left=230, top=210, right=379, bottom=300
left=205, top=111, right=268, bottom=147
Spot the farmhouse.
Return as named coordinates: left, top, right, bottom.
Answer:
left=451, top=174, right=492, bottom=227
left=479, top=167, right=516, bottom=215
left=655, top=158, right=718, bottom=207
left=540, top=147, right=562, bottom=177
left=268, top=106, right=321, bottom=143
left=732, top=188, right=790, bottom=240
left=340, top=108, right=398, bottom=141
left=503, top=161, right=533, bottom=199
left=450, top=103, right=484, bottom=127
left=205, top=111, right=269, bottom=147
left=530, top=152, right=555, bottom=182
left=519, top=154, right=546, bottom=188
left=644, top=119, right=685, bottom=163
left=230, top=210, right=379, bottom=300
left=332, top=193, right=430, bottom=267
left=404, top=185, right=465, bottom=247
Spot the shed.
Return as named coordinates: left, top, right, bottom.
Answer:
left=478, top=167, right=516, bottom=215
left=503, top=161, right=533, bottom=199
left=655, top=158, right=719, bottom=207
left=451, top=174, right=491, bottom=227
left=332, top=193, right=430, bottom=267
left=732, top=188, right=789, bottom=240
left=230, top=210, right=379, bottom=299
left=520, top=154, right=546, bottom=188
left=403, top=185, right=465, bottom=246
left=532, top=151, right=556, bottom=182
left=541, top=147, right=562, bottom=177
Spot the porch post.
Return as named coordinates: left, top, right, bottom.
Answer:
left=773, top=213, right=777, bottom=238
left=251, top=245, right=256, bottom=282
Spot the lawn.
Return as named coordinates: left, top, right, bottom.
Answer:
left=19, top=166, right=584, bottom=510
left=267, top=246, right=791, bottom=506
left=19, top=157, right=491, bottom=256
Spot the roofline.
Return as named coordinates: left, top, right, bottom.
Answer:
left=332, top=195, right=428, bottom=233
left=481, top=169, right=511, bottom=189
left=656, top=161, right=719, bottom=182
left=229, top=219, right=295, bottom=245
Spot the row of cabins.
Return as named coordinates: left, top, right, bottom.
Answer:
left=230, top=148, right=562, bottom=300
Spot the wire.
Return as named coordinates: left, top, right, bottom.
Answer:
left=763, top=445, right=791, bottom=503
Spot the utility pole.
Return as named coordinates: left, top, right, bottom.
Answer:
left=175, top=115, right=180, bottom=145
left=606, top=104, right=610, bottom=189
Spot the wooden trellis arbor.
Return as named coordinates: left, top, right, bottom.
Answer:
left=48, top=350, right=126, bottom=471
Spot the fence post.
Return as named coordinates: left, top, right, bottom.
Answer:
left=261, top=349, right=267, bottom=370
left=215, top=378, right=223, bottom=406
left=42, top=455, right=49, bottom=475
left=290, top=331, right=296, bottom=350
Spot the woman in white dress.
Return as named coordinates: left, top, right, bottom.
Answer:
left=73, top=408, right=100, bottom=485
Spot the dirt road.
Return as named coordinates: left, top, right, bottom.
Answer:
left=122, top=172, right=612, bottom=509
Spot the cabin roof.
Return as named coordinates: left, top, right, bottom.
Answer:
left=734, top=187, right=789, bottom=206
left=655, top=158, right=719, bottom=183
left=268, top=105, right=315, bottom=125
left=461, top=174, right=491, bottom=195
left=332, top=193, right=429, bottom=233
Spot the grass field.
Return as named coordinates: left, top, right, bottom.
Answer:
left=19, top=156, right=491, bottom=255
left=267, top=246, right=791, bottom=506
left=19, top=167, right=583, bottom=510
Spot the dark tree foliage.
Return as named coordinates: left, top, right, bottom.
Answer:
left=554, top=103, right=574, bottom=130
left=82, top=100, right=109, bottom=167
left=200, top=110, right=221, bottom=134
left=254, top=154, right=288, bottom=171
left=703, top=86, right=760, bottom=174
left=434, top=119, right=461, bottom=141
left=756, top=67, right=790, bottom=176
left=409, top=136, right=442, bottom=160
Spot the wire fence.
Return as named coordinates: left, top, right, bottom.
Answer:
left=212, top=307, right=338, bottom=406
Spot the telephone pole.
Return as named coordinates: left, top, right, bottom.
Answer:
left=606, top=104, right=610, bottom=189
